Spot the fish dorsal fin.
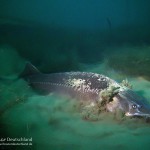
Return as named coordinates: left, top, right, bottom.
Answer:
left=20, top=62, right=41, bottom=78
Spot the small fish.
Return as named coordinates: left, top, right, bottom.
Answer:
left=21, top=62, right=150, bottom=118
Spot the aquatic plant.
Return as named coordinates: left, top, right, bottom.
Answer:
left=106, top=46, right=150, bottom=81
left=99, top=85, right=120, bottom=104
left=121, top=79, right=132, bottom=89
left=80, top=83, right=123, bottom=121
left=0, top=45, right=24, bottom=77
left=0, top=79, right=32, bottom=116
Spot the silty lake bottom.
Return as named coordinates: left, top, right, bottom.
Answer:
left=0, top=26, right=150, bottom=150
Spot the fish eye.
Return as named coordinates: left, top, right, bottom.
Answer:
left=132, top=104, right=137, bottom=109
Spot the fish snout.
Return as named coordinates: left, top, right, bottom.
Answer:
left=133, top=104, right=150, bottom=117
left=115, top=89, right=150, bottom=117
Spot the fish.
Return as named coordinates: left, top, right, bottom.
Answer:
left=21, top=62, right=150, bottom=118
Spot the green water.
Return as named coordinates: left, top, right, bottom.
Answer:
left=0, top=1, right=150, bottom=149
left=0, top=45, right=150, bottom=150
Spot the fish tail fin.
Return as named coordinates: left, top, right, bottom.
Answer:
left=19, top=62, right=41, bottom=79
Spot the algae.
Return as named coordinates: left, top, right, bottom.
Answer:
left=0, top=42, right=150, bottom=150
left=106, top=46, right=150, bottom=81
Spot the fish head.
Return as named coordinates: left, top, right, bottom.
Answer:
left=108, top=88, right=150, bottom=117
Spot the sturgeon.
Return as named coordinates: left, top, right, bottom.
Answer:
left=21, top=62, right=150, bottom=117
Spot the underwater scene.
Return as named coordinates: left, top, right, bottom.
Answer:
left=0, top=0, right=150, bottom=150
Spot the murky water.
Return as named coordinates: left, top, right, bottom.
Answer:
left=0, top=45, right=150, bottom=150
left=0, top=1, right=150, bottom=148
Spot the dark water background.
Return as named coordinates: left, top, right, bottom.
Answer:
left=0, top=0, right=150, bottom=150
